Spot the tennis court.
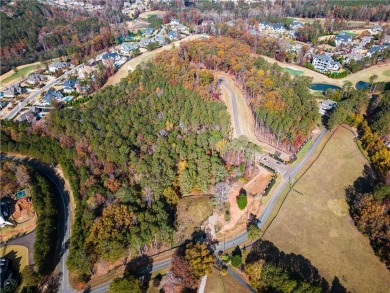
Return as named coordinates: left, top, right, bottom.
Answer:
left=15, top=190, right=27, bottom=199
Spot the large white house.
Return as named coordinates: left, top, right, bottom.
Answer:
left=48, top=61, right=68, bottom=73
left=312, top=54, right=340, bottom=71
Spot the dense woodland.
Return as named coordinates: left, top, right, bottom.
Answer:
left=1, top=35, right=318, bottom=280
left=156, top=0, right=390, bottom=22
left=155, top=37, right=318, bottom=152
left=0, top=0, right=121, bottom=73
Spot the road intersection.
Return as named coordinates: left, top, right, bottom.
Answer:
left=1, top=74, right=327, bottom=293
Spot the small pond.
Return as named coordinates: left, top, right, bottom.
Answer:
left=309, top=83, right=341, bottom=91
left=355, top=81, right=370, bottom=90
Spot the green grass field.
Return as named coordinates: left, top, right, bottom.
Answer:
left=263, top=126, right=390, bottom=293
left=283, top=67, right=304, bottom=76
left=0, top=245, right=29, bottom=272
left=1, top=64, right=43, bottom=85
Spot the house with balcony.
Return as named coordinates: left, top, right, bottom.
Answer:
left=312, top=54, right=340, bottom=71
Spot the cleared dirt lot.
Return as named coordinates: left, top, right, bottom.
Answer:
left=263, top=126, right=390, bottom=293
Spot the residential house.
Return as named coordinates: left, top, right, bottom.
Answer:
left=3, top=84, right=23, bottom=98
left=259, top=21, right=271, bottom=31
left=48, top=61, right=68, bottom=73
left=168, top=30, right=178, bottom=40
left=367, top=45, right=390, bottom=57
left=27, top=73, right=48, bottom=85
left=62, top=79, right=78, bottom=93
left=372, top=25, right=383, bottom=33
left=271, top=23, right=285, bottom=33
left=312, top=54, right=340, bottom=71
left=152, top=35, right=166, bottom=46
left=144, top=27, right=154, bottom=37
left=170, top=19, right=180, bottom=26
left=78, top=65, right=95, bottom=80
left=177, top=24, right=188, bottom=32
left=138, top=38, right=151, bottom=48
left=290, top=21, right=304, bottom=30
left=334, top=32, right=352, bottom=47
left=42, top=90, right=63, bottom=105
left=319, top=99, right=337, bottom=115
left=102, top=52, right=121, bottom=66
left=120, top=42, right=139, bottom=54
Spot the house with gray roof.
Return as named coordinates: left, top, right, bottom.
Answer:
left=120, top=43, right=139, bottom=54
left=27, top=73, right=48, bottom=85
left=290, top=21, right=304, bottom=30
left=48, top=61, right=68, bottom=73
left=367, top=45, right=390, bottom=57
left=168, top=30, right=178, bottom=40
left=271, top=23, right=285, bottom=33
left=334, top=32, right=352, bottom=47
left=152, top=35, right=166, bottom=46
left=312, top=54, right=340, bottom=71
left=3, top=84, right=23, bottom=98
left=42, top=90, right=63, bottom=105
left=259, top=21, right=271, bottom=31
left=144, top=27, right=154, bottom=37
left=62, top=79, right=78, bottom=93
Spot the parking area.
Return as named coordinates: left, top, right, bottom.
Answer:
left=259, top=155, right=289, bottom=174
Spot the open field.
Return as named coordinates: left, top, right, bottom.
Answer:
left=0, top=62, right=44, bottom=88
left=0, top=245, right=29, bottom=272
left=104, top=34, right=209, bottom=87
left=384, top=69, right=390, bottom=77
left=174, top=196, right=213, bottom=244
left=204, top=268, right=251, bottom=293
left=138, top=10, right=166, bottom=19
left=263, top=126, right=390, bottom=293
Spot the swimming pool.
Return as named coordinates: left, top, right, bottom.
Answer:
left=63, top=96, right=73, bottom=102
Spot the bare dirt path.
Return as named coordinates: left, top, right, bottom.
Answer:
left=104, top=34, right=209, bottom=87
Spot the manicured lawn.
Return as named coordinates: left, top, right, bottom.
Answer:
left=0, top=245, right=29, bottom=272
left=383, top=69, right=390, bottom=77
left=174, top=196, right=213, bottom=245
left=1, top=64, right=43, bottom=85
left=283, top=67, right=304, bottom=76
left=263, top=126, right=390, bottom=292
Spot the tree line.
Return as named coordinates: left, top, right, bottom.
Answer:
left=0, top=0, right=121, bottom=73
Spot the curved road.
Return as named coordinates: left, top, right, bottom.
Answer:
left=1, top=79, right=328, bottom=293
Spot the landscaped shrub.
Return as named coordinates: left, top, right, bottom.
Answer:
left=237, top=193, right=247, bottom=210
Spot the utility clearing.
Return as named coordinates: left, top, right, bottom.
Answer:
left=263, top=126, right=390, bottom=293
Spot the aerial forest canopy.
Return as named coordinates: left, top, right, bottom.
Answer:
left=0, top=0, right=120, bottom=73
left=1, top=36, right=317, bottom=279
left=153, top=37, right=318, bottom=152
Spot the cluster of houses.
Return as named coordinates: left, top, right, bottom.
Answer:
left=313, top=25, right=389, bottom=72
left=43, top=0, right=104, bottom=10
left=119, top=19, right=189, bottom=55
left=122, top=0, right=148, bottom=17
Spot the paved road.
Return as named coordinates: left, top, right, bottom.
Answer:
left=1, top=155, right=72, bottom=292
left=220, top=78, right=242, bottom=137
left=0, top=77, right=328, bottom=293
left=3, top=65, right=83, bottom=120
